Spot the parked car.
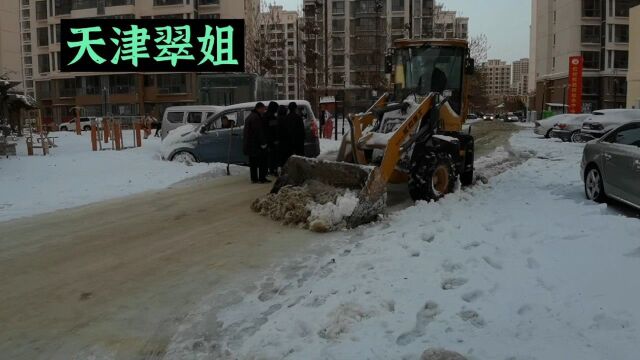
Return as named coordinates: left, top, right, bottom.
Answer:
left=160, top=105, right=224, bottom=139
left=466, top=113, right=478, bottom=121
left=580, top=109, right=640, bottom=140
left=58, top=117, right=102, bottom=131
left=504, top=112, right=520, bottom=123
left=483, top=114, right=495, bottom=121
left=549, top=114, right=590, bottom=142
left=581, top=121, right=640, bottom=209
left=534, top=114, right=567, bottom=138
left=161, top=100, right=320, bottom=164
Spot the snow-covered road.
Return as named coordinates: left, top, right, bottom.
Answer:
left=166, top=130, right=640, bottom=360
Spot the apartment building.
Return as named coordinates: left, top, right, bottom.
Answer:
left=481, top=59, right=512, bottom=98
left=302, top=0, right=436, bottom=111
left=1, top=0, right=23, bottom=91
left=259, top=5, right=303, bottom=99
left=433, top=4, right=468, bottom=39
left=531, top=0, right=640, bottom=113
left=20, top=0, right=256, bottom=125
left=626, top=4, right=640, bottom=107
left=511, top=58, right=529, bottom=96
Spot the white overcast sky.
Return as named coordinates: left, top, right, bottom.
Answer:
left=277, top=0, right=532, bottom=63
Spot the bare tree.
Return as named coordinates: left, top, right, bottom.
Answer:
left=245, top=2, right=288, bottom=76
left=467, top=34, right=490, bottom=113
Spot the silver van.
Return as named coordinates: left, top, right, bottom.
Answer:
left=161, top=100, right=320, bottom=163
left=160, top=105, right=224, bottom=139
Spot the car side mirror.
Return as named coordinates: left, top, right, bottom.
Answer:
left=199, top=126, right=207, bottom=134
left=465, top=58, right=475, bottom=75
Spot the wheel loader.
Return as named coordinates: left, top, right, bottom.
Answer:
left=272, top=38, right=476, bottom=227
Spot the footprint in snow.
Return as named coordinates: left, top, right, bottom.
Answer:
left=395, top=301, right=440, bottom=346
left=458, top=309, right=486, bottom=328
left=624, top=247, right=640, bottom=258
left=482, top=256, right=503, bottom=270
left=461, top=290, right=483, bottom=303
left=526, top=257, right=540, bottom=269
left=463, top=241, right=481, bottom=250
left=421, top=233, right=436, bottom=243
left=442, top=278, right=468, bottom=290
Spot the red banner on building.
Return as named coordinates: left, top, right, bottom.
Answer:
left=568, top=56, right=584, bottom=113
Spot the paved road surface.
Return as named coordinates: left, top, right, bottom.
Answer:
left=0, top=176, right=323, bottom=359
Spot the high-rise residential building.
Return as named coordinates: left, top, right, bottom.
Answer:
left=481, top=59, right=512, bottom=98
left=432, top=4, right=468, bottom=39
left=259, top=6, right=303, bottom=99
left=626, top=4, right=640, bottom=107
left=301, top=0, right=438, bottom=111
left=19, top=0, right=257, bottom=126
left=1, top=0, right=23, bottom=92
left=511, top=58, right=529, bottom=96
left=530, top=0, right=640, bottom=113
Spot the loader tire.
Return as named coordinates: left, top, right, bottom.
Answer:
left=409, top=152, right=456, bottom=202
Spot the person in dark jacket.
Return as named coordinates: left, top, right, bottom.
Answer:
left=264, top=101, right=280, bottom=176
left=243, top=102, right=269, bottom=183
left=276, top=105, right=290, bottom=167
left=286, top=102, right=306, bottom=157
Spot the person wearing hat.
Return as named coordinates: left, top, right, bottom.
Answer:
left=243, top=102, right=269, bottom=183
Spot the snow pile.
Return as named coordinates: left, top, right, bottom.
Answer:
left=251, top=180, right=360, bottom=232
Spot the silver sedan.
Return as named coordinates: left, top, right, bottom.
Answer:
left=581, top=121, right=640, bottom=209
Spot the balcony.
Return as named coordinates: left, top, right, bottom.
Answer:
left=72, top=0, right=98, bottom=10
left=154, top=0, right=183, bottom=5
left=107, top=0, right=134, bottom=5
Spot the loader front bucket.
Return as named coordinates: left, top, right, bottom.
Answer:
left=271, top=156, right=387, bottom=227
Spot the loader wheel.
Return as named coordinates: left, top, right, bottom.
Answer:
left=409, top=153, right=456, bottom=202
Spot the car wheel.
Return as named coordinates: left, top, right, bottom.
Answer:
left=585, top=166, right=606, bottom=203
left=545, top=129, right=552, bottom=138
left=59, top=126, right=67, bottom=132
left=172, top=151, right=197, bottom=165
left=570, top=131, right=583, bottom=143
left=83, top=125, right=91, bottom=131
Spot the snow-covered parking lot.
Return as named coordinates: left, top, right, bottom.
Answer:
left=166, top=130, right=640, bottom=360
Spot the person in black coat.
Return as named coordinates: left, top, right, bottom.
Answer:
left=276, top=105, right=290, bottom=167
left=264, top=101, right=280, bottom=176
left=286, top=102, right=306, bottom=157
left=243, top=102, right=269, bottom=183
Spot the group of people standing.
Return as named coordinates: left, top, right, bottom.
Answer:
left=243, top=101, right=306, bottom=184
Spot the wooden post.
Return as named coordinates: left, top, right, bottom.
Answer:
left=119, top=123, right=124, bottom=149
left=134, top=122, right=142, bottom=147
left=91, top=123, right=98, bottom=151
left=75, top=108, right=81, bottom=135
left=26, top=137, right=33, bottom=156
left=103, top=118, right=109, bottom=143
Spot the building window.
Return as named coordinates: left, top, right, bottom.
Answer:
left=36, top=81, right=51, bottom=99
left=332, top=54, right=344, bottom=66
left=154, top=14, right=184, bottom=19
left=582, top=0, right=601, bottom=17
left=582, top=51, right=600, bottom=69
left=332, top=1, right=345, bottom=15
left=614, top=24, right=629, bottom=43
left=37, top=27, right=49, bottom=47
left=332, top=19, right=345, bottom=32
left=614, top=0, right=640, bottom=17
left=38, top=54, right=50, bottom=73
left=392, top=0, right=404, bottom=11
left=332, top=72, right=345, bottom=85
left=109, top=74, right=134, bottom=94
left=580, top=25, right=600, bottom=43
left=582, top=77, right=598, bottom=95
left=106, top=0, right=135, bottom=5
left=72, top=0, right=98, bottom=10
left=391, top=17, right=404, bottom=30
left=153, top=0, right=182, bottom=4
left=59, top=78, right=76, bottom=97
left=82, top=76, right=101, bottom=95
left=36, top=1, right=47, bottom=20
left=157, top=74, right=187, bottom=93
left=331, top=36, right=344, bottom=50
left=199, top=13, right=220, bottom=19
left=54, top=0, right=72, bottom=15
left=613, top=50, right=628, bottom=69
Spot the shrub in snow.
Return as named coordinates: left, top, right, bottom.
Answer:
left=421, top=349, right=467, bottom=360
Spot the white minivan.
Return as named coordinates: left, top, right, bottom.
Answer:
left=160, top=105, right=224, bottom=139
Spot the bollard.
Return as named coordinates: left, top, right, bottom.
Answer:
left=75, top=117, right=81, bottom=135
left=103, top=118, right=110, bottom=143
left=91, top=124, right=98, bottom=151
left=135, top=123, right=142, bottom=147
left=26, top=137, right=33, bottom=156
left=114, top=123, right=122, bottom=150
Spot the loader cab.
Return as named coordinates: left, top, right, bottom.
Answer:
left=391, top=40, right=468, bottom=116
